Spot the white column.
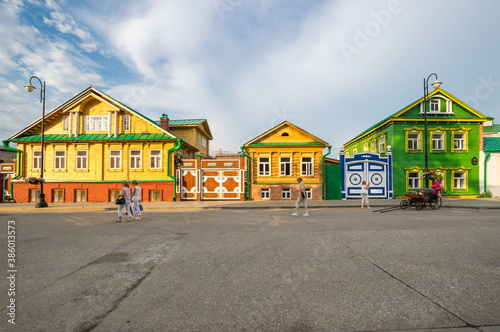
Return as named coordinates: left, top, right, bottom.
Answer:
left=74, top=112, right=79, bottom=137
left=114, top=111, right=118, bottom=137
left=69, top=112, right=73, bottom=137
left=108, top=111, right=112, bottom=137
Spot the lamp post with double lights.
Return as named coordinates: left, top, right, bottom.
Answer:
left=24, top=76, right=48, bottom=208
left=423, top=73, right=442, bottom=188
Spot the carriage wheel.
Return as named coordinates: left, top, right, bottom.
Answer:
left=430, top=196, right=442, bottom=210
left=400, top=200, right=408, bottom=209
left=415, top=202, right=424, bottom=211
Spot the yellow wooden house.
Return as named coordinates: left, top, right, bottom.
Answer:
left=5, top=86, right=206, bottom=203
left=242, top=121, right=330, bottom=201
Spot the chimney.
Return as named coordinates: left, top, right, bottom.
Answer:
left=160, top=113, right=169, bottom=131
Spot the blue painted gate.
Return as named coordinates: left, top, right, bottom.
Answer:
left=340, top=150, right=393, bottom=200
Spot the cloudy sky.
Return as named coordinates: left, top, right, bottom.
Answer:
left=1, top=0, right=500, bottom=156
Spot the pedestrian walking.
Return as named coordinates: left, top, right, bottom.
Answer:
left=131, top=180, right=142, bottom=220
left=116, top=181, right=132, bottom=222
left=292, top=177, right=309, bottom=217
left=361, top=181, right=370, bottom=209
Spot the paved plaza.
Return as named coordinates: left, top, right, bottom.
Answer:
left=0, top=200, right=499, bottom=331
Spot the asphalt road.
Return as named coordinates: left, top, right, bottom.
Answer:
left=0, top=207, right=499, bottom=332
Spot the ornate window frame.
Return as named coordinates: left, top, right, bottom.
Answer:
left=450, top=127, right=471, bottom=153
left=429, top=127, right=447, bottom=153
left=404, top=127, right=423, bottom=153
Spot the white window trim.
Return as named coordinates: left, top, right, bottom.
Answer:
left=301, top=157, right=313, bottom=176
left=130, top=150, right=142, bottom=169
left=454, top=133, right=466, bottom=150
left=281, top=188, right=291, bottom=199
left=84, top=115, right=109, bottom=131
left=63, top=116, right=69, bottom=131
left=408, top=172, right=420, bottom=189
left=454, top=172, right=466, bottom=189
left=261, top=188, right=270, bottom=200
left=259, top=157, right=271, bottom=176
left=76, top=150, right=88, bottom=170
left=54, top=150, right=66, bottom=170
left=408, top=133, right=420, bottom=151
left=280, top=157, right=291, bottom=176
left=32, top=150, right=41, bottom=170
left=379, top=136, right=385, bottom=154
left=305, top=188, right=312, bottom=199
left=149, top=149, right=162, bottom=169
left=123, top=115, right=130, bottom=131
left=109, top=150, right=122, bottom=170
left=430, top=99, right=440, bottom=112
left=432, top=132, right=445, bottom=150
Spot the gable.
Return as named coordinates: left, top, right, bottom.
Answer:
left=345, top=88, right=488, bottom=146
left=394, top=89, right=487, bottom=120
left=8, top=87, right=176, bottom=140
left=244, top=121, right=328, bottom=147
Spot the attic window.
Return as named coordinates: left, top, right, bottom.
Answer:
left=281, top=132, right=289, bottom=137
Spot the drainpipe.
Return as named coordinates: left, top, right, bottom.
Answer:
left=167, top=138, right=183, bottom=201
left=484, top=152, right=491, bottom=195
left=2, top=141, right=22, bottom=201
left=322, top=145, right=332, bottom=200
left=240, top=146, right=251, bottom=201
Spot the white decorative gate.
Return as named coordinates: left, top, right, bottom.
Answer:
left=340, top=151, right=393, bottom=199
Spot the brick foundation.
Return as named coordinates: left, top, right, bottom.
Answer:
left=12, top=181, right=175, bottom=203
left=250, top=184, right=322, bottom=201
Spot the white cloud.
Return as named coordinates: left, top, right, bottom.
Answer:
left=43, top=0, right=99, bottom=52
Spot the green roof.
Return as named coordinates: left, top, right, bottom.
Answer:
left=154, top=119, right=206, bottom=126
left=484, top=137, right=500, bottom=152
left=483, top=124, right=500, bottom=135
left=10, top=133, right=176, bottom=142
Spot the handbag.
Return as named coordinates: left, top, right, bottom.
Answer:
left=115, top=197, right=125, bottom=205
left=139, top=204, right=143, bottom=211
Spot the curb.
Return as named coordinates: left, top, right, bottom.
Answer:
left=1, top=204, right=500, bottom=213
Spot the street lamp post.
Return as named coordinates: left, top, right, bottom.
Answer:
left=24, top=76, right=48, bottom=208
left=423, top=73, right=442, bottom=188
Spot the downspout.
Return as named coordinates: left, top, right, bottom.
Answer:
left=484, top=152, right=491, bottom=194
left=240, top=146, right=251, bottom=201
left=167, top=138, right=183, bottom=201
left=322, top=145, right=332, bottom=200
left=2, top=141, right=22, bottom=201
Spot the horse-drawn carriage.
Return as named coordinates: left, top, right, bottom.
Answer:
left=400, top=188, right=442, bottom=211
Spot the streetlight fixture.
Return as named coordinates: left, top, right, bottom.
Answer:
left=24, top=76, right=48, bottom=208
left=423, top=73, right=442, bottom=188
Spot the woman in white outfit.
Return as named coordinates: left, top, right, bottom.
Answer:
left=131, top=180, right=142, bottom=220
left=117, top=181, right=132, bottom=222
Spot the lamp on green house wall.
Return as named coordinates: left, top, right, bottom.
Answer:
left=423, top=73, right=442, bottom=188
left=24, top=76, right=48, bottom=208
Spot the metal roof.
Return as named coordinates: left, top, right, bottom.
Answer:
left=10, top=133, right=176, bottom=142
left=154, top=119, right=206, bottom=126
left=484, top=137, right=500, bottom=152
left=483, top=124, right=500, bottom=135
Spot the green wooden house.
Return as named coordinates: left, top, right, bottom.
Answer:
left=344, top=88, right=489, bottom=197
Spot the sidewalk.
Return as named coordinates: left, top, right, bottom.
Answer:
left=1, top=197, right=500, bottom=212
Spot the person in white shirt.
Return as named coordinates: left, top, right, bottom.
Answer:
left=360, top=181, right=370, bottom=209
left=131, top=180, right=142, bottom=220
left=292, top=178, right=309, bottom=217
